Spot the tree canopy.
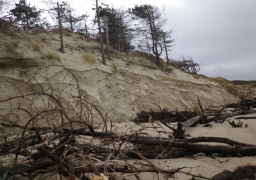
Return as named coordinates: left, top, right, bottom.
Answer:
left=9, top=0, right=41, bottom=29
left=99, top=5, right=134, bottom=53
left=130, top=4, right=174, bottom=67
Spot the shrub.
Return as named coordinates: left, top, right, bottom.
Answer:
left=111, top=62, right=117, bottom=70
left=131, top=50, right=155, bottom=59
left=10, top=40, right=20, bottom=48
left=126, top=59, right=134, bottom=66
left=82, top=53, right=95, bottom=64
left=30, top=39, right=40, bottom=52
left=46, top=52, right=61, bottom=61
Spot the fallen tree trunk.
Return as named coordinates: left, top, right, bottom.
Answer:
left=0, top=157, right=54, bottom=179
left=234, top=116, right=256, bottom=119
left=182, top=115, right=201, bottom=129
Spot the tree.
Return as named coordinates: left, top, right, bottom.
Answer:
left=160, top=30, right=175, bottom=63
left=57, top=1, right=64, bottom=53
left=0, top=0, right=7, bottom=15
left=130, top=5, right=174, bottom=67
left=174, top=56, right=201, bottom=74
left=58, top=1, right=88, bottom=32
left=99, top=5, right=134, bottom=53
left=95, top=0, right=106, bottom=65
left=130, top=4, right=174, bottom=67
left=9, top=0, right=41, bottom=30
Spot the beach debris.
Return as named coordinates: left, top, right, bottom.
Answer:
left=91, top=173, right=109, bottom=180
left=202, top=123, right=213, bottom=128
left=210, top=161, right=256, bottom=180
left=227, top=120, right=243, bottom=128
left=0, top=65, right=255, bottom=180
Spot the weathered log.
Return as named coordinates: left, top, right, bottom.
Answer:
left=211, top=161, right=256, bottom=180
left=176, top=137, right=256, bottom=147
left=234, top=116, right=256, bottom=119
left=0, top=157, right=54, bottom=179
left=227, top=120, right=243, bottom=128
left=128, top=137, right=256, bottom=157
left=82, top=164, right=185, bottom=174
left=182, top=115, right=201, bottom=129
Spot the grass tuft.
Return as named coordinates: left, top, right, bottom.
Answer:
left=30, top=39, right=40, bottom=52
left=111, top=62, right=117, bottom=70
left=113, top=49, right=123, bottom=56
left=46, top=52, right=61, bottom=61
left=131, top=50, right=156, bottom=61
left=10, top=40, right=20, bottom=48
left=126, top=59, right=134, bottom=66
left=82, top=53, right=96, bottom=64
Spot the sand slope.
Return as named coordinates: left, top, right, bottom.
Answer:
left=0, top=28, right=239, bottom=123
left=1, top=27, right=255, bottom=180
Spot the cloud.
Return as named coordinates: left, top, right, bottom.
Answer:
left=164, top=0, right=256, bottom=80
left=202, top=62, right=256, bottom=80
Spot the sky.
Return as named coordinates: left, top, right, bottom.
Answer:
left=15, top=0, right=256, bottom=80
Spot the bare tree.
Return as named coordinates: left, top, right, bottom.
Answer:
left=104, top=15, right=111, bottom=59
left=57, top=1, right=64, bottom=53
left=95, top=0, right=106, bottom=65
left=161, top=30, right=175, bottom=63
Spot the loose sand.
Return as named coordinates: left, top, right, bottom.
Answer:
left=0, top=27, right=255, bottom=180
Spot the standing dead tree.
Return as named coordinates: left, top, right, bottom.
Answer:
left=95, top=0, right=106, bottom=65
left=57, top=1, right=64, bottom=53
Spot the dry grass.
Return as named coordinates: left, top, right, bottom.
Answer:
left=82, top=53, right=95, bottom=64
left=209, top=77, right=247, bottom=95
left=210, top=77, right=233, bottom=85
left=113, top=49, right=123, bottom=56
left=30, top=38, right=40, bottom=52
left=192, top=73, right=209, bottom=80
left=10, top=40, right=20, bottom=48
left=46, top=52, right=61, bottom=62
left=126, top=59, right=134, bottom=66
left=111, top=62, right=117, bottom=70
left=131, top=50, right=156, bottom=61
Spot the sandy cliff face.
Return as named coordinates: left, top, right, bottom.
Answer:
left=0, top=27, right=239, bottom=125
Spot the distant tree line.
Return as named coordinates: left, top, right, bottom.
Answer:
left=1, top=0, right=201, bottom=71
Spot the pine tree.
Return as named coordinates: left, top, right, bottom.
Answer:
left=100, top=5, right=134, bottom=53
left=10, top=0, right=41, bottom=30
left=58, top=1, right=88, bottom=32
left=130, top=4, right=174, bottom=67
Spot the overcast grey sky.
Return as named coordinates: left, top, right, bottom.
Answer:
left=27, top=0, right=256, bottom=80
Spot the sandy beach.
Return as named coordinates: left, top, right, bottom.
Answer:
left=0, top=27, right=256, bottom=180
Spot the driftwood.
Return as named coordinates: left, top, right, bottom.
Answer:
left=234, top=116, right=256, bottom=119
left=227, top=120, right=243, bottom=128
left=211, top=162, right=256, bottom=180
left=133, top=108, right=196, bottom=123
left=1, top=65, right=256, bottom=180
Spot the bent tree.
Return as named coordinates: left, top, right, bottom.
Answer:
left=131, top=5, right=174, bottom=67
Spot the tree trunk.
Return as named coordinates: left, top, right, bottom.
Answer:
left=70, top=13, right=73, bottom=31
left=57, top=1, right=64, bottom=53
left=96, top=0, right=106, bottom=65
left=164, top=37, right=169, bottom=62
left=104, top=15, right=111, bottom=60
